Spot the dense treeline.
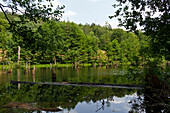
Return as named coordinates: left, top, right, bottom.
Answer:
left=0, top=12, right=160, bottom=65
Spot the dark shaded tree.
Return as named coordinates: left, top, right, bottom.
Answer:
left=110, top=0, right=170, bottom=57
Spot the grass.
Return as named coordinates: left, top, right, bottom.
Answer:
left=0, top=63, right=93, bottom=69
left=1, top=60, right=168, bottom=69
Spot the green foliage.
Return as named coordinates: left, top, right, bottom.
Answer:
left=0, top=0, right=64, bottom=64
left=120, top=32, right=140, bottom=64
left=0, top=0, right=65, bottom=23
left=0, top=83, right=139, bottom=110
left=110, top=0, right=170, bottom=57
left=111, top=28, right=127, bottom=43
left=0, top=12, right=161, bottom=65
left=0, top=18, right=14, bottom=63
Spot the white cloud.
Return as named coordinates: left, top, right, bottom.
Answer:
left=89, top=0, right=97, bottom=2
left=63, top=11, right=77, bottom=17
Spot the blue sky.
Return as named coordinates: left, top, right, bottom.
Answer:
left=57, top=0, right=121, bottom=28
left=0, top=0, right=122, bottom=29
left=1, top=0, right=161, bottom=30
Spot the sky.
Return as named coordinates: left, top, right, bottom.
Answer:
left=0, top=0, right=122, bottom=29
left=52, top=0, right=160, bottom=30
left=55, top=0, right=121, bottom=29
left=0, top=0, right=162, bottom=30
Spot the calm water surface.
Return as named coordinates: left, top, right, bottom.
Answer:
left=0, top=66, right=158, bottom=113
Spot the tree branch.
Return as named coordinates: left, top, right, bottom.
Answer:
left=0, top=3, right=11, bottom=24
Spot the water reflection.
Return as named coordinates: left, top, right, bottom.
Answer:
left=17, top=69, right=20, bottom=90
left=0, top=67, right=169, bottom=113
left=1, top=83, right=144, bottom=113
left=52, top=68, right=56, bottom=82
left=143, top=80, right=169, bottom=113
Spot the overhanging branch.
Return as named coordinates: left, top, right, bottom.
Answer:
left=0, top=3, right=11, bottom=24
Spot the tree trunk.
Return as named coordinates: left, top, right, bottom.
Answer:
left=18, top=46, right=20, bottom=64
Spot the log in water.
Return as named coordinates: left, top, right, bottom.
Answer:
left=10, top=80, right=144, bottom=89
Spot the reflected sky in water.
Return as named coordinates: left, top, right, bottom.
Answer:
left=36, top=93, right=143, bottom=113
left=0, top=67, right=145, bottom=113
left=61, top=93, right=143, bottom=113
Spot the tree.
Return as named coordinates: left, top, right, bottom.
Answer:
left=90, top=23, right=105, bottom=38
left=0, top=0, right=65, bottom=48
left=85, top=31, right=99, bottom=63
left=82, top=23, right=91, bottom=36
left=0, top=0, right=65, bottom=63
left=104, top=21, right=112, bottom=31
left=34, top=21, right=63, bottom=63
left=120, top=32, right=140, bottom=64
left=99, top=31, right=112, bottom=50
left=138, top=31, right=151, bottom=64
left=110, top=0, right=170, bottom=57
left=0, top=0, right=65, bottom=26
left=0, top=18, right=14, bottom=63
left=111, top=28, right=127, bottom=43
left=65, top=22, right=86, bottom=63
left=110, top=39, right=120, bottom=63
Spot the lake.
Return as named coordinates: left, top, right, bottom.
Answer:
left=0, top=66, right=169, bottom=113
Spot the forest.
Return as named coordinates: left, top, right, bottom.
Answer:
left=0, top=12, right=164, bottom=66
left=0, top=0, right=169, bottom=112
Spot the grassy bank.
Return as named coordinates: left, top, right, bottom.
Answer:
left=1, top=60, right=169, bottom=70
left=0, top=63, right=93, bottom=69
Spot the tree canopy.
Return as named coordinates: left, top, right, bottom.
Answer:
left=0, top=12, right=150, bottom=65
left=0, top=0, right=65, bottom=21
left=110, top=0, right=170, bottom=56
